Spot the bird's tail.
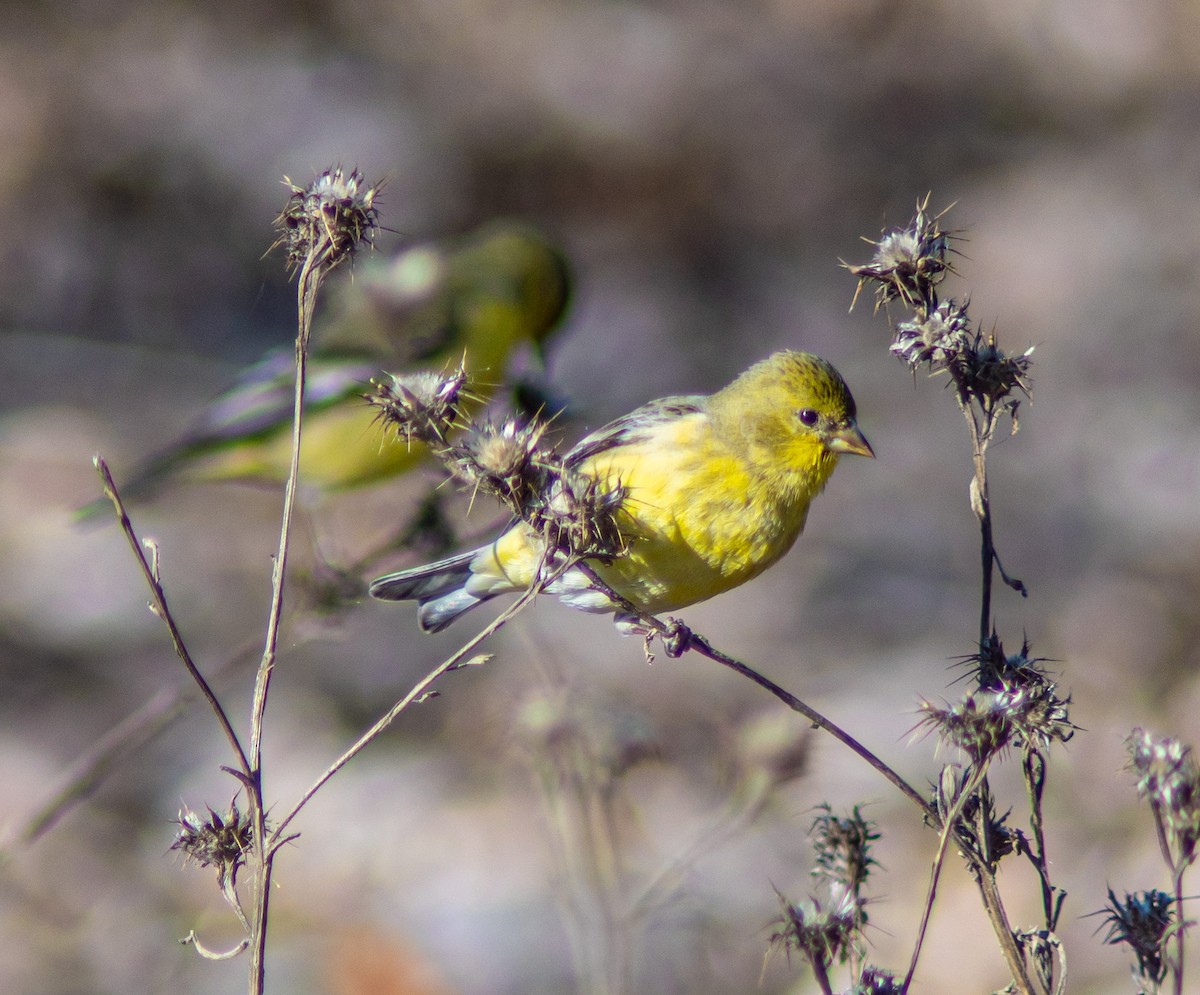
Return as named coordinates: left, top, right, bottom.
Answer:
left=368, top=548, right=496, bottom=633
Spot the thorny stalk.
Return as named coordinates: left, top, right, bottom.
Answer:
left=98, top=168, right=381, bottom=995
left=1122, top=728, right=1200, bottom=993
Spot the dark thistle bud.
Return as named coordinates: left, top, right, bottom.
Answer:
left=1094, top=887, right=1173, bottom=988
left=171, top=803, right=255, bottom=890
left=951, top=331, right=1034, bottom=412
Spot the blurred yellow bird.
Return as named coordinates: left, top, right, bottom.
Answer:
left=369, top=351, right=873, bottom=632
left=81, top=221, right=570, bottom=517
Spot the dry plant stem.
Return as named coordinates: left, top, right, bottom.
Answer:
left=691, top=635, right=931, bottom=818
left=1172, top=863, right=1185, bottom=995
left=93, top=458, right=250, bottom=778
left=977, top=870, right=1043, bottom=995
left=250, top=256, right=321, bottom=767
left=570, top=564, right=931, bottom=819
left=246, top=249, right=326, bottom=995
left=1023, top=751, right=1060, bottom=931
left=810, top=955, right=835, bottom=995
left=903, top=764, right=990, bottom=992
left=268, top=554, right=567, bottom=849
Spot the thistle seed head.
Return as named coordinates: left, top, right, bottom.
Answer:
left=366, top=366, right=471, bottom=447
left=171, top=803, right=255, bottom=890
left=273, top=166, right=383, bottom=275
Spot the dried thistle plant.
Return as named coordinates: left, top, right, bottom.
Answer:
left=845, top=199, right=1065, bottom=995
left=365, top=369, right=628, bottom=569
left=1096, top=728, right=1200, bottom=995
left=762, top=806, right=882, bottom=993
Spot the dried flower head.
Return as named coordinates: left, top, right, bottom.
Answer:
left=925, top=637, right=1074, bottom=763
left=537, top=466, right=627, bottom=561
left=1095, top=887, right=1173, bottom=988
left=891, top=299, right=972, bottom=372
left=452, top=415, right=551, bottom=514
left=920, top=680, right=1074, bottom=764
left=846, top=196, right=956, bottom=312
left=766, top=886, right=862, bottom=972
left=366, top=366, right=472, bottom=447
left=918, top=691, right=1014, bottom=764
left=957, top=333, right=1033, bottom=403
left=273, top=166, right=383, bottom=275
left=1128, top=728, right=1200, bottom=867
left=810, top=804, right=879, bottom=897
left=171, top=803, right=254, bottom=890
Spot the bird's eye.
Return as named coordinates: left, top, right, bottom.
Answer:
left=797, top=408, right=819, bottom=427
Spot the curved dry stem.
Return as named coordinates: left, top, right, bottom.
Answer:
left=181, top=931, right=251, bottom=961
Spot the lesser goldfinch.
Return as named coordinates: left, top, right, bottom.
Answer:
left=80, top=221, right=570, bottom=517
left=369, top=351, right=873, bottom=631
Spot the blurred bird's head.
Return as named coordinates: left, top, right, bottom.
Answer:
left=316, top=221, right=572, bottom=374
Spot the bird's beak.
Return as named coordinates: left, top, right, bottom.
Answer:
left=828, top=421, right=875, bottom=458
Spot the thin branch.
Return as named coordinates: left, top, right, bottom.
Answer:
left=269, top=552, right=571, bottom=848
left=686, top=633, right=932, bottom=818
left=249, top=254, right=321, bottom=770
left=903, top=763, right=989, bottom=992
left=572, top=562, right=932, bottom=819
left=1, top=639, right=259, bottom=855
left=93, top=458, right=250, bottom=779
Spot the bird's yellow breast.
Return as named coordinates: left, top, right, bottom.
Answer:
left=583, top=415, right=818, bottom=611
left=485, top=411, right=831, bottom=616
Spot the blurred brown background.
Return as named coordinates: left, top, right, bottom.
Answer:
left=2, top=1, right=1199, bottom=992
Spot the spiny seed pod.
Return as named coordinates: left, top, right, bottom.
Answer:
left=846, top=196, right=956, bottom=311
left=171, top=803, right=255, bottom=889
left=452, top=416, right=552, bottom=515
left=273, top=166, right=383, bottom=275
left=891, top=299, right=972, bottom=371
left=365, top=367, right=472, bottom=447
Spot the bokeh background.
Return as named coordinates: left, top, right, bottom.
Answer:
left=3, top=1, right=1200, bottom=992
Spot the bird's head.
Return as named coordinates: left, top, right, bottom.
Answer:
left=714, top=350, right=873, bottom=492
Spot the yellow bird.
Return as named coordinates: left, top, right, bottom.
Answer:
left=369, top=351, right=873, bottom=632
left=81, top=221, right=570, bottom=516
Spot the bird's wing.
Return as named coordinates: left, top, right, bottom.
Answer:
left=565, top=395, right=707, bottom=467
left=178, top=349, right=378, bottom=451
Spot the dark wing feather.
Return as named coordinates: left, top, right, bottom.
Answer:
left=564, top=395, right=706, bottom=467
